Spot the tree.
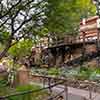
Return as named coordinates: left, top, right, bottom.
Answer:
left=0, top=0, right=96, bottom=60
left=44, top=0, right=96, bottom=40
left=8, top=39, right=33, bottom=61
left=0, top=0, right=47, bottom=59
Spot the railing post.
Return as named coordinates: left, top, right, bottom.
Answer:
left=43, top=77, right=47, bottom=88
left=83, top=97, right=88, bottom=100
left=88, top=85, right=92, bottom=100
left=64, top=82, right=68, bottom=100
left=48, top=78, right=52, bottom=93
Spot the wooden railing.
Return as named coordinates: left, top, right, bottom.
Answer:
left=1, top=73, right=100, bottom=100
left=50, top=34, right=97, bottom=47
left=30, top=74, right=100, bottom=100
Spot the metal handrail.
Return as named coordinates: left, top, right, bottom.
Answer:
left=0, top=81, right=65, bottom=100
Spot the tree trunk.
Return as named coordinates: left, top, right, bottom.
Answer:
left=0, top=35, right=12, bottom=60
left=0, top=18, right=14, bottom=60
left=0, top=43, right=11, bottom=60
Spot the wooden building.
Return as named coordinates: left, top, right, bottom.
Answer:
left=30, top=16, right=99, bottom=67
left=44, top=16, right=99, bottom=67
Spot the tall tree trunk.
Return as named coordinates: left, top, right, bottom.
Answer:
left=0, top=18, right=14, bottom=60
left=0, top=38, right=12, bottom=60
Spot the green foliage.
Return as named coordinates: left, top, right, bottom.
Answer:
left=76, top=0, right=96, bottom=18
left=0, top=79, right=7, bottom=87
left=73, top=67, right=93, bottom=80
left=8, top=39, right=33, bottom=59
left=31, top=67, right=61, bottom=76
left=9, top=85, right=39, bottom=100
left=0, top=0, right=96, bottom=60
left=16, top=84, right=39, bottom=91
left=31, top=66, right=100, bottom=82
left=65, top=69, right=79, bottom=78
left=0, top=43, right=5, bottom=52
left=7, top=84, right=48, bottom=100
left=31, top=68, right=48, bottom=75
left=0, top=72, right=8, bottom=81
left=0, top=84, right=48, bottom=100
left=0, top=31, right=10, bottom=44
left=0, top=86, right=15, bottom=96
left=0, top=0, right=48, bottom=59
left=89, top=68, right=100, bottom=81
left=95, top=68, right=100, bottom=74
left=47, top=68, right=61, bottom=76
left=45, top=0, right=96, bottom=39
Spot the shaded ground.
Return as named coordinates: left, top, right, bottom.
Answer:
left=65, top=52, right=98, bottom=67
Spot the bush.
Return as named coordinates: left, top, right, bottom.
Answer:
left=8, top=84, right=48, bottom=100
left=47, top=68, right=61, bottom=76
left=74, top=67, right=94, bottom=80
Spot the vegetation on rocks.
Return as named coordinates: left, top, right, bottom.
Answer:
left=31, top=66, right=100, bottom=82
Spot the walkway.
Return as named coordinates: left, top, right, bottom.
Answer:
left=31, top=82, right=100, bottom=100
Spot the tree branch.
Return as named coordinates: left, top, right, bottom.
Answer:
left=0, top=16, right=15, bottom=59
left=0, top=0, right=22, bottom=19
left=0, top=18, right=10, bottom=27
left=0, top=0, right=45, bottom=59
left=14, top=9, right=44, bottom=34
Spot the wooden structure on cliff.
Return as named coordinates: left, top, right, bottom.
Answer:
left=30, top=16, right=99, bottom=67
left=42, top=16, right=99, bottom=67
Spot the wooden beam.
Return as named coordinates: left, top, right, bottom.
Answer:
left=79, top=33, right=97, bottom=39
left=80, top=23, right=97, bottom=32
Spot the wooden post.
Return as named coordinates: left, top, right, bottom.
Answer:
left=64, top=82, right=68, bottom=100
left=88, top=85, right=92, bottom=100
left=48, top=78, right=52, bottom=93
left=43, top=78, right=46, bottom=87
left=82, top=31, right=86, bottom=58
left=17, top=65, right=29, bottom=85
left=97, top=28, right=100, bottom=67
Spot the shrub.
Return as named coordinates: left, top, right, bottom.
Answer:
left=47, top=68, right=60, bottom=76
left=7, top=84, right=48, bottom=100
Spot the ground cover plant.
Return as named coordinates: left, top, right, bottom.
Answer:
left=31, top=66, right=100, bottom=82
left=0, top=84, right=49, bottom=100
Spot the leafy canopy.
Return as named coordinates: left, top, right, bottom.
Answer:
left=0, top=0, right=96, bottom=59
left=45, top=0, right=96, bottom=38
left=8, top=39, right=33, bottom=59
